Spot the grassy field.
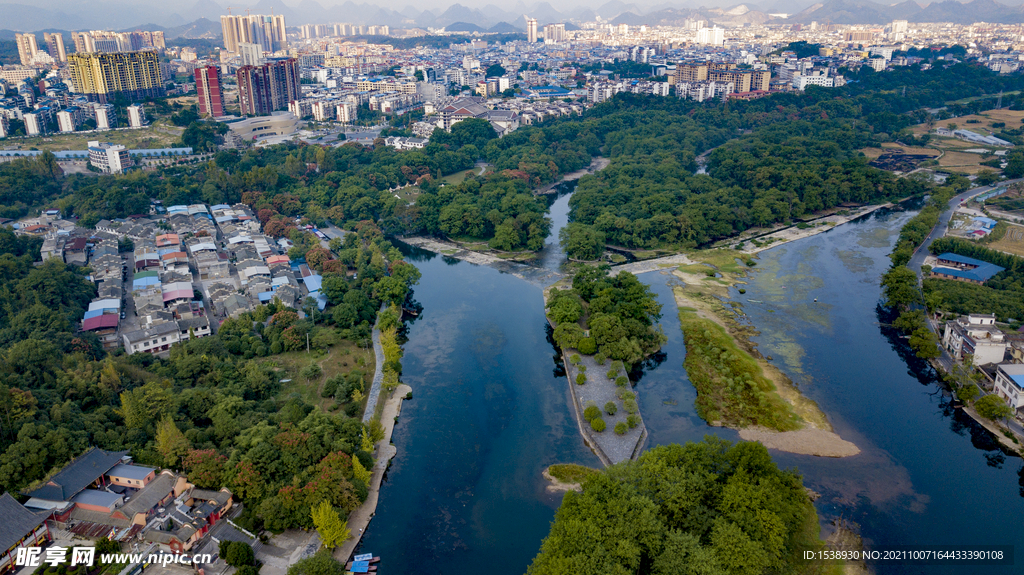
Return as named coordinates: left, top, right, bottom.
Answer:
left=271, top=339, right=375, bottom=410
left=987, top=222, right=1024, bottom=257
left=1, top=122, right=184, bottom=152
left=938, top=150, right=991, bottom=174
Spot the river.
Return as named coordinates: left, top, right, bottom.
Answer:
left=362, top=190, right=1024, bottom=574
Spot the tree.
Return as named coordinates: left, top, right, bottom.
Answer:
left=485, top=64, right=506, bottom=78
left=310, top=500, right=351, bottom=550
left=352, top=455, right=371, bottom=485
left=155, top=416, right=191, bottom=468
left=590, top=417, right=606, bottom=432
left=583, top=405, right=601, bottom=421
left=183, top=449, right=227, bottom=488
left=604, top=401, right=618, bottom=415
left=221, top=541, right=255, bottom=567
left=975, top=394, right=1013, bottom=420
left=614, top=422, right=627, bottom=435
left=287, top=551, right=346, bottom=575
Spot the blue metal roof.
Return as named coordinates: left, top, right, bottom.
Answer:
left=932, top=265, right=1004, bottom=282
left=937, top=253, right=983, bottom=265
left=304, top=274, right=323, bottom=292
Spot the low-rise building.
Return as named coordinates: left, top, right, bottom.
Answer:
left=942, top=313, right=1007, bottom=366
left=88, top=141, right=133, bottom=174
left=122, top=322, right=181, bottom=355
left=994, top=364, right=1024, bottom=414
left=931, top=253, right=1005, bottom=285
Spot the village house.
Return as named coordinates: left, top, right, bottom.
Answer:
left=942, top=313, right=1008, bottom=366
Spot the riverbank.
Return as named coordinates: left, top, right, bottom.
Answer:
left=725, top=204, right=891, bottom=254
left=670, top=261, right=860, bottom=458
left=541, top=468, right=582, bottom=493
left=535, top=157, right=610, bottom=195
left=335, top=383, right=412, bottom=563
left=398, top=236, right=564, bottom=286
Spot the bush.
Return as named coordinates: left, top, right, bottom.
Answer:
left=624, top=399, right=638, bottom=414
left=583, top=405, right=601, bottom=421
left=614, top=422, right=627, bottom=435
left=547, top=463, right=600, bottom=484
left=578, top=364, right=586, bottom=372
left=615, top=376, right=628, bottom=387
left=576, top=373, right=586, bottom=385
left=594, top=352, right=606, bottom=364
left=605, top=401, right=618, bottom=415
left=607, top=369, right=618, bottom=379
left=578, top=337, right=597, bottom=355
left=570, top=354, right=581, bottom=364
left=590, top=417, right=606, bottom=432
left=627, top=414, right=640, bottom=428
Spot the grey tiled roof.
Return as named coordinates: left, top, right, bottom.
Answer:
left=23, top=448, right=128, bottom=502
left=0, top=493, right=48, bottom=551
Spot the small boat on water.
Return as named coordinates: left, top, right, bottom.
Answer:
left=747, top=299, right=763, bottom=303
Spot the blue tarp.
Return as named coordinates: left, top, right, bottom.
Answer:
left=349, top=562, right=369, bottom=573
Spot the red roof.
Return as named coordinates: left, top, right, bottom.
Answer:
left=83, top=315, right=119, bottom=331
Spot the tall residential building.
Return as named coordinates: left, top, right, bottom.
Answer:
left=73, top=32, right=96, bottom=54
left=543, top=24, right=566, bottom=43
left=43, top=33, right=67, bottom=63
left=127, top=104, right=146, bottom=127
left=221, top=14, right=287, bottom=54
left=0, top=116, right=9, bottom=138
left=236, top=58, right=300, bottom=116
left=15, top=33, right=39, bottom=66
left=675, top=62, right=709, bottom=84
left=23, top=112, right=45, bottom=136
left=95, top=104, right=116, bottom=129
left=238, top=42, right=264, bottom=66
left=696, top=26, right=724, bottom=46
left=88, top=141, right=133, bottom=174
left=68, top=51, right=165, bottom=103
left=195, top=66, right=224, bottom=117
left=527, top=19, right=538, bottom=43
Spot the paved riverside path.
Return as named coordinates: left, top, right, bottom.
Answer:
left=362, top=322, right=385, bottom=424
left=335, top=383, right=411, bottom=563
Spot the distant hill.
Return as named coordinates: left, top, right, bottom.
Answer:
left=787, top=0, right=1024, bottom=24
left=488, top=22, right=523, bottom=33
left=445, top=21, right=488, bottom=33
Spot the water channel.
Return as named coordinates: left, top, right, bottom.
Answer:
left=362, top=187, right=1024, bottom=574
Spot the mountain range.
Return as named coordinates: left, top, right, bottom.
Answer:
left=3, top=0, right=1024, bottom=34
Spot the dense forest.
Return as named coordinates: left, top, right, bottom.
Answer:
left=527, top=438, right=821, bottom=575
left=0, top=220, right=420, bottom=534
left=547, top=266, right=665, bottom=365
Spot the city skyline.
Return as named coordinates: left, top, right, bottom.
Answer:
left=7, top=0, right=1024, bottom=33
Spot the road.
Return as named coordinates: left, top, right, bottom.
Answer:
left=907, top=180, right=1020, bottom=276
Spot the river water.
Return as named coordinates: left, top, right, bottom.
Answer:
left=362, top=191, right=1024, bottom=574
